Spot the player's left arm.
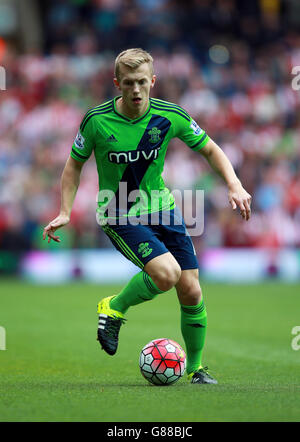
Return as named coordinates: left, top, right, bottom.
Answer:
left=199, top=138, right=252, bottom=221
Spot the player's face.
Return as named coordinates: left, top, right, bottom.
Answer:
left=114, top=63, right=156, bottom=116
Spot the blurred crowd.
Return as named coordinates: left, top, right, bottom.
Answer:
left=1, top=0, right=300, bottom=254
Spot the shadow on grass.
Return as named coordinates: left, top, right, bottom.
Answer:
left=2, top=381, right=299, bottom=393
left=1, top=381, right=190, bottom=391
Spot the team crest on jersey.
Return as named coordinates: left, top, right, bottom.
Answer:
left=190, top=119, right=203, bottom=136
left=148, top=127, right=161, bottom=143
left=74, top=131, right=85, bottom=150
left=138, top=242, right=153, bottom=258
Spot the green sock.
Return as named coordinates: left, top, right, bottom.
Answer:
left=109, top=271, right=164, bottom=314
left=180, top=299, right=207, bottom=375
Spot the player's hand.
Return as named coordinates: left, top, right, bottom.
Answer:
left=228, top=183, right=252, bottom=221
left=42, top=214, right=70, bottom=243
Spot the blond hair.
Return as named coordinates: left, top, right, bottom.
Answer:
left=115, top=48, right=154, bottom=80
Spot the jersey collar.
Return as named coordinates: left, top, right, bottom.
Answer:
left=113, top=96, right=151, bottom=124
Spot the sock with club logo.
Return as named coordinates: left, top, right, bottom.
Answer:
left=180, top=299, right=207, bottom=375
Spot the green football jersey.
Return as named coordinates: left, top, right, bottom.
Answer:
left=70, top=96, right=210, bottom=219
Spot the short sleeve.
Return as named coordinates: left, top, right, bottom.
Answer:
left=177, top=115, right=210, bottom=152
left=70, top=114, right=95, bottom=162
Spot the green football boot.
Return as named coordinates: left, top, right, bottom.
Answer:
left=188, top=366, right=218, bottom=384
left=97, top=296, right=126, bottom=355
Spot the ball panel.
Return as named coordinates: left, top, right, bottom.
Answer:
left=139, top=353, right=145, bottom=367
left=153, top=338, right=169, bottom=346
left=151, top=358, right=161, bottom=371
left=155, top=373, right=168, bottom=384
left=165, top=359, right=177, bottom=368
left=165, top=352, right=177, bottom=360
left=180, top=360, right=186, bottom=374
left=175, top=346, right=186, bottom=360
left=165, top=343, right=176, bottom=353
left=174, top=362, right=182, bottom=376
left=156, top=360, right=166, bottom=373
left=157, top=345, right=167, bottom=357
left=166, top=374, right=180, bottom=384
left=144, top=353, right=154, bottom=364
left=151, top=375, right=163, bottom=385
left=142, top=346, right=154, bottom=355
left=141, top=370, right=153, bottom=379
left=168, top=339, right=181, bottom=347
left=142, top=363, right=152, bottom=373
left=164, top=367, right=175, bottom=378
left=150, top=346, right=161, bottom=359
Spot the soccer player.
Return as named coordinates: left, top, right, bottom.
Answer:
left=43, top=48, right=252, bottom=384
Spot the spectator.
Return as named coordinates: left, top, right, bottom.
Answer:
left=1, top=0, right=300, bottom=252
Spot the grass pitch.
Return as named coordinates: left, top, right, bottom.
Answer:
left=0, top=278, right=299, bottom=422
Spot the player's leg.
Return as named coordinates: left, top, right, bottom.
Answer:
left=176, top=270, right=207, bottom=369
left=176, top=269, right=217, bottom=384
left=97, top=222, right=181, bottom=355
left=110, top=252, right=181, bottom=313
left=160, top=208, right=217, bottom=384
left=144, top=252, right=181, bottom=292
left=176, top=269, right=206, bottom=374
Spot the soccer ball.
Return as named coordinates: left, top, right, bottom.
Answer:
left=139, top=338, right=186, bottom=386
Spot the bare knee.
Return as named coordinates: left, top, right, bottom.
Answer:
left=176, top=271, right=202, bottom=305
left=153, top=265, right=181, bottom=291
left=145, top=255, right=181, bottom=292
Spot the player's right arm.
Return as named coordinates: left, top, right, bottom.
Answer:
left=43, top=113, right=96, bottom=243
left=43, top=157, right=84, bottom=243
left=174, top=107, right=251, bottom=221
